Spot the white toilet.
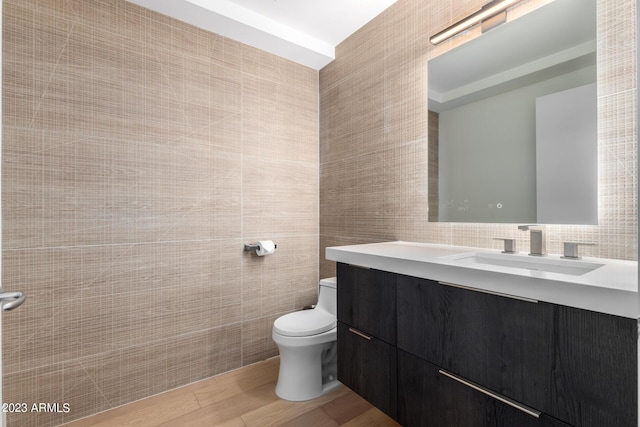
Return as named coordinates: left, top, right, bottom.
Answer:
left=272, top=277, right=340, bottom=401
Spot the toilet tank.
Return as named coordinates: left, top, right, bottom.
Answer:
left=317, top=277, right=337, bottom=316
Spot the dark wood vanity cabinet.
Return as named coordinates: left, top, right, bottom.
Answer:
left=397, top=275, right=556, bottom=414
left=336, top=262, right=637, bottom=427
left=336, top=262, right=396, bottom=344
left=396, top=273, right=636, bottom=427
left=549, top=304, right=637, bottom=427
left=398, top=350, right=573, bottom=427
left=337, top=322, right=397, bottom=418
left=336, top=263, right=397, bottom=419
left=396, top=275, right=445, bottom=364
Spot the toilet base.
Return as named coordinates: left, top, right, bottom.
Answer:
left=276, top=377, right=341, bottom=402
left=273, top=330, right=338, bottom=401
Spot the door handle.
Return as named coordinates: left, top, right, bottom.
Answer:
left=348, top=327, right=373, bottom=341
left=439, top=369, right=541, bottom=418
left=0, top=291, right=26, bottom=311
left=437, top=281, right=538, bottom=303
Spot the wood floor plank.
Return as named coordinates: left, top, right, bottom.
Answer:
left=340, top=408, right=400, bottom=427
left=61, top=357, right=386, bottom=427
left=162, top=415, right=248, bottom=427
left=214, top=357, right=280, bottom=392
left=241, top=386, right=350, bottom=427
left=279, top=407, right=340, bottom=427
left=318, top=389, right=373, bottom=424
left=213, top=418, right=248, bottom=427
left=64, top=388, right=201, bottom=427
left=194, top=358, right=280, bottom=408
left=156, top=382, right=279, bottom=427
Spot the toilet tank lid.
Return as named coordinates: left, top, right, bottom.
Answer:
left=274, top=309, right=336, bottom=337
left=320, top=277, right=337, bottom=288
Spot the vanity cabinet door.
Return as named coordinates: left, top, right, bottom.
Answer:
left=549, top=305, right=637, bottom=427
left=337, top=322, right=397, bottom=420
left=397, top=275, right=555, bottom=411
left=439, top=283, right=555, bottom=414
left=396, top=274, right=445, bottom=365
left=336, top=263, right=398, bottom=420
left=336, top=263, right=396, bottom=345
left=398, top=350, right=573, bottom=427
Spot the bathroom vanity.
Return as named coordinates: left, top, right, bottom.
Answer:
left=327, top=241, right=637, bottom=427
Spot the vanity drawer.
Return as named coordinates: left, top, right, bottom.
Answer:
left=337, top=263, right=396, bottom=345
left=398, top=350, right=572, bottom=427
left=397, top=273, right=554, bottom=412
left=337, top=322, right=397, bottom=420
left=438, top=281, right=555, bottom=414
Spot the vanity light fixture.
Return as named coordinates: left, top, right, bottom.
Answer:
left=429, top=0, right=523, bottom=45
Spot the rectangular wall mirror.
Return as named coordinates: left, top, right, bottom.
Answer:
left=428, top=0, right=597, bottom=224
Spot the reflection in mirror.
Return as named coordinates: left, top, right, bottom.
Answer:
left=428, top=0, right=597, bottom=224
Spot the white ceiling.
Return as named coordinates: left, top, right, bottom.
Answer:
left=429, top=0, right=596, bottom=111
left=126, top=0, right=398, bottom=70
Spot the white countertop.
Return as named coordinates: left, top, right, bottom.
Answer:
left=326, top=241, right=639, bottom=318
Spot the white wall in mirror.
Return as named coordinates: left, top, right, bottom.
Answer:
left=536, top=83, right=598, bottom=224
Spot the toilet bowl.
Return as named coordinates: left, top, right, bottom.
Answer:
left=272, top=277, right=340, bottom=401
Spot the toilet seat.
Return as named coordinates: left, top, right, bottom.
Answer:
left=273, top=309, right=336, bottom=337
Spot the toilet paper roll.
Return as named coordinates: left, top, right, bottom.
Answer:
left=256, top=240, right=276, bottom=256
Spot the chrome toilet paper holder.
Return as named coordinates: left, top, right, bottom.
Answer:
left=244, top=243, right=277, bottom=252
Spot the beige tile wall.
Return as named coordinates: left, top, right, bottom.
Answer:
left=319, top=0, right=638, bottom=279
left=2, top=0, right=318, bottom=425
left=2, top=0, right=637, bottom=425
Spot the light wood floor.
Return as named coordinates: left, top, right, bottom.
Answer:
left=63, top=357, right=400, bottom=427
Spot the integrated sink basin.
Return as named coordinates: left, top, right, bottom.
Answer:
left=326, top=241, right=638, bottom=318
left=449, top=252, right=605, bottom=276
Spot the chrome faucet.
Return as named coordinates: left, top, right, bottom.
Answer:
left=518, top=225, right=546, bottom=256
left=561, top=242, right=595, bottom=260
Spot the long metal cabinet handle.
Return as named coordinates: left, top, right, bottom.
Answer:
left=438, top=281, right=538, bottom=304
left=439, top=370, right=541, bottom=418
left=0, top=291, right=26, bottom=312
left=348, top=327, right=372, bottom=341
